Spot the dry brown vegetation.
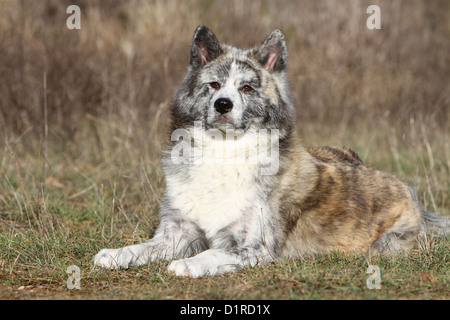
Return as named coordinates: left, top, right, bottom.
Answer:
left=1, top=0, right=449, bottom=132
left=0, top=0, right=448, bottom=300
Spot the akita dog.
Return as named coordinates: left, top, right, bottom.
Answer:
left=93, top=25, right=448, bottom=277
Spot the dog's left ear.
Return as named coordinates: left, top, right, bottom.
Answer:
left=255, top=29, right=288, bottom=73
left=190, top=25, right=223, bottom=69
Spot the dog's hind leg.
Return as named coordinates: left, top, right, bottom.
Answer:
left=370, top=215, right=421, bottom=253
left=370, top=231, right=414, bottom=252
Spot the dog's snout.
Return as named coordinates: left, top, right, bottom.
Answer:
left=214, top=98, right=233, bottom=114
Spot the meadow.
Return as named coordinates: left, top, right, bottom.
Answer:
left=0, top=0, right=448, bottom=300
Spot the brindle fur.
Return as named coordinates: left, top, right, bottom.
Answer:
left=275, top=139, right=422, bottom=256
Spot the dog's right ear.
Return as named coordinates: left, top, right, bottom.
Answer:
left=189, top=25, right=223, bottom=69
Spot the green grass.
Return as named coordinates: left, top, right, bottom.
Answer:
left=0, top=118, right=448, bottom=300
left=0, top=230, right=448, bottom=299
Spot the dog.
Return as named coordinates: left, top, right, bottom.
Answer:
left=93, top=25, right=448, bottom=277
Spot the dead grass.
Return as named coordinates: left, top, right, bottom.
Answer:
left=1, top=0, right=448, bottom=135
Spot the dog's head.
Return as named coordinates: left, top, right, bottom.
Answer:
left=171, top=25, right=294, bottom=134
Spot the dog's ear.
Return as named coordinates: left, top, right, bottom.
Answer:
left=255, top=29, right=288, bottom=72
left=190, top=25, right=223, bottom=69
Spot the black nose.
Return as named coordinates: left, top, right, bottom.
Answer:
left=214, top=98, right=233, bottom=114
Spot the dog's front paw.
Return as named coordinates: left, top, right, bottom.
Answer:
left=93, top=247, right=140, bottom=269
left=167, top=251, right=238, bottom=278
left=168, top=258, right=208, bottom=278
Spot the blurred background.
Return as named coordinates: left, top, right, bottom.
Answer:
left=0, top=0, right=448, bottom=221
left=1, top=0, right=448, bottom=134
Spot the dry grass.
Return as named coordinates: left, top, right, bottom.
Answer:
left=1, top=0, right=448, bottom=133
left=0, top=0, right=449, bottom=300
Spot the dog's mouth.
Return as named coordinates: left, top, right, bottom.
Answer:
left=215, top=115, right=231, bottom=124
left=211, top=113, right=235, bottom=128
left=206, top=110, right=249, bottom=131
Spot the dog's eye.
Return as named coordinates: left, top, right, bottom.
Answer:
left=209, top=82, right=221, bottom=90
left=241, top=85, right=253, bottom=92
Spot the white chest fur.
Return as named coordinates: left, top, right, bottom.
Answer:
left=165, top=131, right=263, bottom=238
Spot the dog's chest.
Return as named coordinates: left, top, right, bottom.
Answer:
left=165, top=140, right=261, bottom=238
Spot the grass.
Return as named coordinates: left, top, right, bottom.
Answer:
left=1, top=238, right=449, bottom=300
left=0, top=0, right=449, bottom=300
left=0, top=117, right=448, bottom=300
left=1, top=228, right=448, bottom=300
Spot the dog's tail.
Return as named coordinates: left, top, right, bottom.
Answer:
left=420, top=210, right=450, bottom=236
left=409, top=187, right=450, bottom=237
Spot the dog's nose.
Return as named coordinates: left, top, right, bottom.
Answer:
left=214, top=98, right=233, bottom=114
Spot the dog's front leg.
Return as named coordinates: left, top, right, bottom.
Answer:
left=167, top=247, right=272, bottom=278
left=167, top=204, right=279, bottom=277
left=93, top=217, right=207, bottom=269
